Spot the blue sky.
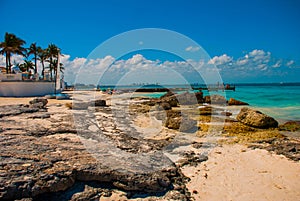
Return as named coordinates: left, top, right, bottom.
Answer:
left=1, top=0, right=300, bottom=84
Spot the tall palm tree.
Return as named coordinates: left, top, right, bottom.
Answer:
left=46, top=44, right=60, bottom=81
left=0, top=33, right=26, bottom=73
left=28, top=43, right=40, bottom=74
left=37, top=47, right=47, bottom=79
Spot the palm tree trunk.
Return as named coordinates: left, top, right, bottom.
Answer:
left=5, top=52, right=9, bottom=74
left=34, top=55, right=37, bottom=74
left=50, top=57, right=53, bottom=81
left=7, top=52, right=11, bottom=74
left=41, top=61, right=45, bottom=79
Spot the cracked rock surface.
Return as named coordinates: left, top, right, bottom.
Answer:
left=0, top=98, right=205, bottom=200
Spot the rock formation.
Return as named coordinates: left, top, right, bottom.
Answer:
left=204, top=95, right=226, bottom=105
left=237, top=107, right=278, bottom=129
left=0, top=99, right=200, bottom=200
left=227, top=98, right=249, bottom=106
left=164, top=110, right=197, bottom=132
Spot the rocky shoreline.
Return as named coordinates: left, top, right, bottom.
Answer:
left=0, top=92, right=299, bottom=200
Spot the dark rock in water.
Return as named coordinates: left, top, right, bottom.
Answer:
left=160, top=91, right=175, bottom=99
left=160, top=91, right=204, bottom=106
left=279, top=121, right=300, bottom=132
left=29, top=98, right=48, bottom=108
left=204, top=95, right=226, bottom=104
left=164, top=110, right=197, bottom=132
left=237, top=107, right=278, bottom=129
left=228, top=98, right=249, bottom=106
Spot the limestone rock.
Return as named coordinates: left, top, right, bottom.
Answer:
left=29, top=98, right=48, bottom=108
left=160, top=96, right=178, bottom=107
left=164, top=110, right=197, bottom=132
left=204, top=95, right=226, bottom=104
left=237, top=107, right=278, bottom=128
left=92, top=99, right=106, bottom=107
left=0, top=103, right=192, bottom=200
left=176, top=92, right=203, bottom=105
left=70, top=102, right=89, bottom=110
left=279, top=121, right=300, bottom=132
left=199, top=106, right=216, bottom=116
left=228, top=98, right=249, bottom=106
left=0, top=104, right=40, bottom=118
left=159, top=102, right=172, bottom=110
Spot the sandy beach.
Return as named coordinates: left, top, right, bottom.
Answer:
left=0, top=91, right=299, bottom=201
left=182, top=145, right=300, bottom=201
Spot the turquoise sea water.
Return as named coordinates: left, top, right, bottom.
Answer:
left=132, top=84, right=300, bottom=121
left=223, top=85, right=300, bottom=121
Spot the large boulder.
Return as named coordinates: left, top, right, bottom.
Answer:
left=160, top=91, right=204, bottom=106
left=228, top=98, right=249, bottom=106
left=236, top=107, right=278, bottom=129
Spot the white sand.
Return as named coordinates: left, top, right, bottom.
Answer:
left=182, top=144, right=300, bottom=201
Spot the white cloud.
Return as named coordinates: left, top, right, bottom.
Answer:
left=208, top=54, right=233, bottom=65
left=236, top=57, right=249, bottom=66
left=185, top=46, right=200, bottom=52
left=272, top=60, right=282, bottom=68
left=1, top=49, right=298, bottom=84
left=248, top=49, right=271, bottom=62
left=286, top=60, right=294, bottom=67
left=0, top=54, right=24, bottom=67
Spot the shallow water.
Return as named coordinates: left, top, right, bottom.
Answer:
left=222, top=85, right=300, bottom=121
left=132, top=84, right=300, bottom=121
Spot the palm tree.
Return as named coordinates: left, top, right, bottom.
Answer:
left=52, top=59, right=64, bottom=73
left=19, top=60, right=34, bottom=73
left=37, top=47, right=47, bottom=79
left=0, top=33, right=26, bottom=73
left=46, top=44, right=60, bottom=81
left=28, top=43, right=40, bottom=74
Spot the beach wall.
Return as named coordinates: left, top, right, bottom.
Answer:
left=0, top=81, right=55, bottom=97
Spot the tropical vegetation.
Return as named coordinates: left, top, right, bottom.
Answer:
left=0, top=32, right=64, bottom=81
